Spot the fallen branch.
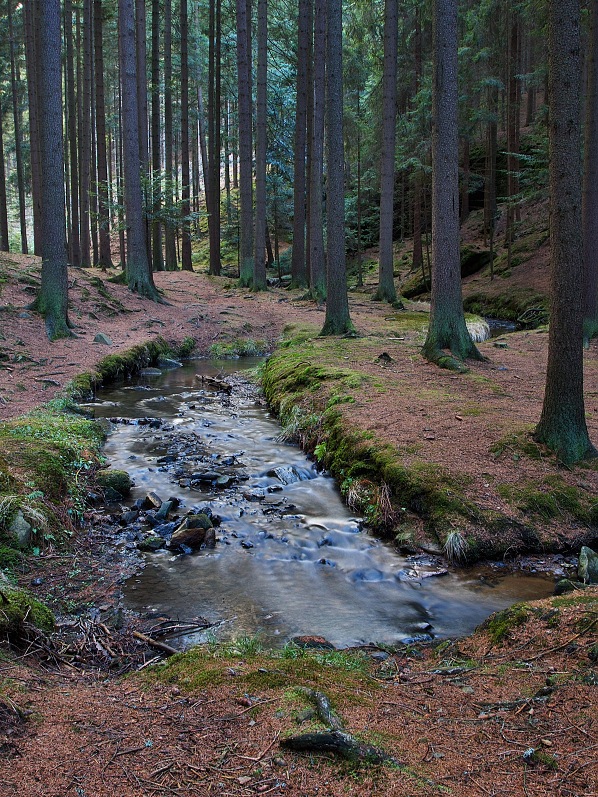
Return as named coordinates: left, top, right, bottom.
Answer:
left=281, top=688, right=401, bottom=767
left=132, top=630, right=178, bottom=657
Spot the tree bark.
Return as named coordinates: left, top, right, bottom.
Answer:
left=151, top=0, right=163, bottom=271
left=583, top=0, right=598, bottom=339
left=535, top=0, right=595, bottom=463
left=291, top=0, right=310, bottom=287
left=0, top=108, right=9, bottom=251
left=23, top=1, right=42, bottom=254
left=163, top=0, right=178, bottom=269
left=8, top=1, right=28, bottom=254
left=79, top=0, right=93, bottom=267
left=94, top=0, right=113, bottom=268
left=376, top=0, right=399, bottom=304
left=118, top=0, right=160, bottom=299
left=422, top=0, right=481, bottom=369
left=309, top=0, right=325, bottom=302
left=236, top=0, right=254, bottom=286
left=180, top=0, right=193, bottom=271
left=34, top=0, right=72, bottom=339
left=253, top=0, right=268, bottom=290
left=321, top=0, right=353, bottom=335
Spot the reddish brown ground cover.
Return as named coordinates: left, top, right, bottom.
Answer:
left=0, top=250, right=597, bottom=796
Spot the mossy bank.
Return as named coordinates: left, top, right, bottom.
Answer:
left=261, top=325, right=598, bottom=564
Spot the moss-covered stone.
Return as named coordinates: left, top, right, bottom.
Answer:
left=483, top=603, right=530, bottom=644
left=0, top=580, right=55, bottom=634
left=96, top=468, right=132, bottom=497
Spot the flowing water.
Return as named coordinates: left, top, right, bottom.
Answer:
left=92, top=360, right=553, bottom=649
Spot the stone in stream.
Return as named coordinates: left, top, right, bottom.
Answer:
left=157, top=356, right=183, bottom=369
left=154, top=521, right=177, bottom=539
left=191, top=471, right=221, bottom=483
left=137, top=535, right=166, bottom=552
left=96, top=468, right=132, bottom=498
left=156, top=454, right=177, bottom=465
left=267, top=465, right=310, bottom=485
left=140, top=368, right=162, bottom=376
left=142, top=491, right=163, bottom=509
left=155, top=500, right=175, bottom=521
left=291, top=635, right=335, bottom=650
left=578, top=546, right=598, bottom=584
left=169, top=513, right=214, bottom=551
left=243, top=488, right=265, bottom=501
left=215, top=475, right=232, bottom=488
left=119, top=509, right=139, bottom=526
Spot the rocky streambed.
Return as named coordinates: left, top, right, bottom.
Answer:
left=90, top=360, right=558, bottom=649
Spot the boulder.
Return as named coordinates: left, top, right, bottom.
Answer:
left=93, top=332, right=113, bottom=346
left=9, top=510, right=32, bottom=548
left=157, top=357, right=183, bottom=370
left=137, top=535, right=166, bottom=552
left=169, top=513, right=213, bottom=551
left=96, top=468, right=132, bottom=497
left=578, top=546, right=598, bottom=584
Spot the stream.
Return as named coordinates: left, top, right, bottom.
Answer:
left=92, top=360, right=554, bottom=649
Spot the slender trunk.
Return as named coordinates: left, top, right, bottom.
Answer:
left=505, top=9, right=520, bottom=247
left=94, top=0, right=113, bottom=268
left=151, top=0, right=163, bottom=271
left=79, top=0, right=93, bottom=266
left=236, top=0, right=253, bottom=285
left=35, top=0, right=71, bottom=339
left=253, top=0, right=268, bottom=290
left=583, top=0, right=598, bottom=338
left=180, top=0, right=193, bottom=270
left=8, top=1, right=28, bottom=254
left=309, top=0, right=325, bottom=301
left=461, top=136, right=470, bottom=224
left=0, top=109, right=9, bottom=251
left=24, top=1, right=42, bottom=253
left=535, top=0, right=595, bottom=463
left=119, top=0, right=159, bottom=299
left=164, top=0, right=177, bottom=269
left=376, top=0, right=399, bottom=304
left=291, top=0, right=310, bottom=286
left=321, top=0, right=353, bottom=335
left=411, top=12, right=423, bottom=274
left=422, top=0, right=481, bottom=367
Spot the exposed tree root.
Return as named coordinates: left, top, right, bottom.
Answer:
left=281, top=688, right=401, bottom=767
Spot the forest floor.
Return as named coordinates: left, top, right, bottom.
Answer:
left=0, top=231, right=597, bottom=795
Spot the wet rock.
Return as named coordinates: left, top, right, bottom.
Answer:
left=291, top=635, right=335, bottom=650
left=554, top=578, right=589, bottom=596
left=267, top=465, right=310, bottom=485
left=267, top=484, right=283, bottom=493
left=370, top=651, right=390, bottom=662
left=215, top=475, right=232, bottom=488
left=243, top=488, right=265, bottom=501
left=96, top=468, right=132, bottom=498
left=178, top=478, right=191, bottom=488
left=157, top=357, right=183, bottom=369
left=169, top=513, right=213, bottom=551
left=241, top=540, right=254, bottom=549
left=578, top=546, right=598, bottom=584
left=155, top=500, right=174, bottom=521
left=119, top=509, right=139, bottom=526
left=317, top=558, right=335, bottom=567
left=154, top=521, right=177, bottom=539
left=350, top=568, right=385, bottom=583
left=191, top=471, right=221, bottom=482
left=156, top=454, right=177, bottom=465
left=140, top=368, right=162, bottom=376
left=142, top=491, right=163, bottom=509
left=138, top=535, right=166, bottom=552
left=9, top=510, right=32, bottom=548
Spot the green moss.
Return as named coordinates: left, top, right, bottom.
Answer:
left=463, top=289, right=547, bottom=327
left=497, top=476, right=591, bottom=523
left=491, top=429, right=544, bottom=460
left=208, top=338, right=268, bottom=358
left=0, top=583, right=55, bottom=634
left=484, top=603, right=530, bottom=644
left=95, top=469, right=132, bottom=497
left=176, top=336, right=196, bottom=358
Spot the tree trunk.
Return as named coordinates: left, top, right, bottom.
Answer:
left=34, top=0, right=72, bottom=339
left=309, top=0, right=325, bottom=302
left=236, top=0, right=254, bottom=286
left=208, top=0, right=222, bottom=275
left=151, top=0, right=164, bottom=271
left=0, top=108, right=9, bottom=251
left=118, top=0, right=160, bottom=299
left=505, top=9, right=521, bottom=248
left=8, top=1, right=28, bottom=254
left=422, top=0, right=481, bottom=369
left=583, top=0, right=598, bottom=339
left=411, top=11, right=423, bottom=275
left=291, top=0, right=310, bottom=287
left=376, top=0, right=398, bottom=304
left=79, top=0, right=93, bottom=267
left=180, top=0, right=193, bottom=271
left=65, top=0, right=80, bottom=265
left=321, top=0, right=353, bottom=335
left=253, top=0, right=268, bottom=290
left=163, top=0, right=177, bottom=269
left=536, top=0, right=595, bottom=463
left=95, top=0, right=113, bottom=268
left=23, top=1, right=42, bottom=254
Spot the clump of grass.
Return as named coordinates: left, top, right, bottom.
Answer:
left=209, top=338, right=268, bottom=358
left=443, top=529, right=468, bottom=563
